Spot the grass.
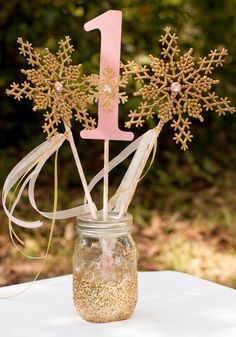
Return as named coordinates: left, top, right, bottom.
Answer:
left=134, top=209, right=236, bottom=288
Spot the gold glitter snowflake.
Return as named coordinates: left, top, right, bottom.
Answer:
left=6, top=36, right=96, bottom=139
left=86, top=66, right=128, bottom=112
left=123, top=26, right=235, bottom=150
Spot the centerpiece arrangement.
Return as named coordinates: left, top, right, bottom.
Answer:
left=2, top=10, right=235, bottom=323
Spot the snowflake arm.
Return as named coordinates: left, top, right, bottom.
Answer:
left=197, top=48, right=228, bottom=75
left=6, top=81, right=34, bottom=101
left=75, top=107, right=97, bottom=130
left=56, top=36, right=74, bottom=67
left=121, top=61, right=150, bottom=83
left=17, top=37, right=41, bottom=66
left=125, top=101, right=156, bottom=128
left=171, top=116, right=193, bottom=151
left=159, top=26, right=180, bottom=64
left=42, top=109, right=60, bottom=139
left=202, top=92, right=235, bottom=115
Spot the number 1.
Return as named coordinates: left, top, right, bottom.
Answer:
left=80, top=10, right=134, bottom=141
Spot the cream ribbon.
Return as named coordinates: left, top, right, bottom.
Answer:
left=2, top=133, right=93, bottom=228
left=2, top=128, right=161, bottom=228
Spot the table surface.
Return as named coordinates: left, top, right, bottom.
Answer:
left=0, top=271, right=236, bottom=337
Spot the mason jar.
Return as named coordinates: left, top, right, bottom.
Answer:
left=73, top=211, right=138, bottom=323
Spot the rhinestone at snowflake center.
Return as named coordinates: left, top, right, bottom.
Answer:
left=103, top=84, right=112, bottom=93
left=170, top=82, right=182, bottom=93
left=54, top=81, right=63, bottom=93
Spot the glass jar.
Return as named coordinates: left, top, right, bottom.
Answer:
left=73, top=211, right=138, bottom=323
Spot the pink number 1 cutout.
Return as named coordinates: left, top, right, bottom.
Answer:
left=80, top=10, right=134, bottom=141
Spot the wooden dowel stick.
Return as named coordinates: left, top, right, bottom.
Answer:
left=64, top=124, right=97, bottom=219
left=103, top=140, right=109, bottom=221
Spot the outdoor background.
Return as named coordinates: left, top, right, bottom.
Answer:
left=1, top=0, right=236, bottom=287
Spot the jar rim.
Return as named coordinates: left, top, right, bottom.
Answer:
left=76, top=211, right=133, bottom=236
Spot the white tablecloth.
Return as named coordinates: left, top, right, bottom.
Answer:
left=0, top=271, right=236, bottom=337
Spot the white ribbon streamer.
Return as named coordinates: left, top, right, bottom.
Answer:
left=116, top=125, right=162, bottom=217
left=2, top=134, right=65, bottom=228
left=2, top=133, right=94, bottom=228
left=3, top=127, right=161, bottom=229
left=109, top=128, right=157, bottom=213
left=28, top=156, right=92, bottom=220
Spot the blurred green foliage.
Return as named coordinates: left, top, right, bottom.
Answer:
left=1, top=0, right=236, bottom=195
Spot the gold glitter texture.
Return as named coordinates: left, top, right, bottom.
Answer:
left=6, top=37, right=96, bottom=139
left=73, top=274, right=138, bottom=323
left=123, top=26, right=235, bottom=150
left=86, top=66, right=128, bottom=112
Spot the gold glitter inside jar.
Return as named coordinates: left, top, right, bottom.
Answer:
left=73, top=275, right=138, bottom=323
left=73, top=212, right=138, bottom=323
